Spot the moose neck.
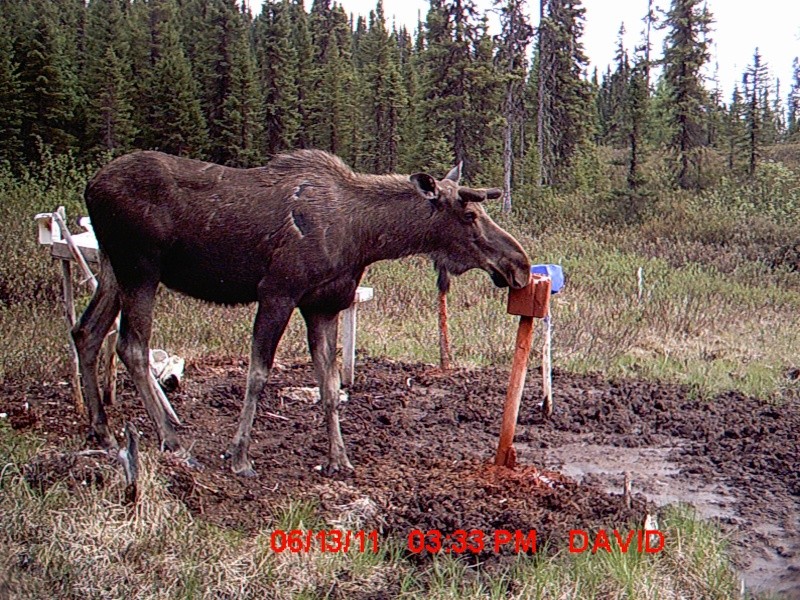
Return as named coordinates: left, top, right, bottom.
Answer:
left=346, top=175, right=441, bottom=268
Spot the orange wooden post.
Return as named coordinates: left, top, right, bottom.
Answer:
left=495, top=274, right=551, bottom=468
left=438, top=290, right=452, bottom=370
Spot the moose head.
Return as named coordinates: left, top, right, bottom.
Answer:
left=411, top=163, right=531, bottom=290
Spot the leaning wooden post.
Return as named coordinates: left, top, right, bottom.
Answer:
left=60, top=247, right=86, bottom=417
left=541, top=314, right=553, bottom=417
left=495, top=274, right=551, bottom=468
left=101, top=328, right=118, bottom=406
left=52, top=209, right=97, bottom=289
left=531, top=264, right=564, bottom=417
left=436, top=267, right=452, bottom=370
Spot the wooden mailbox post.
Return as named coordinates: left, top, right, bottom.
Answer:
left=495, top=264, right=564, bottom=468
left=494, top=274, right=552, bottom=468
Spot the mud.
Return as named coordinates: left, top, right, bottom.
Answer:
left=2, top=356, right=799, bottom=596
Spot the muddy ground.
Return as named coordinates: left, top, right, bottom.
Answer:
left=3, top=356, right=800, bottom=597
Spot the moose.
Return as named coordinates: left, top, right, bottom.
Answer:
left=72, top=149, right=531, bottom=476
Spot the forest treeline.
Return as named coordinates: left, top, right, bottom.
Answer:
left=1, top=0, right=800, bottom=201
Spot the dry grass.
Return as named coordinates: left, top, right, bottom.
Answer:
left=0, top=425, right=402, bottom=599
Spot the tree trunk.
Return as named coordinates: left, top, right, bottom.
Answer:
left=536, top=0, right=547, bottom=187
left=502, top=84, right=514, bottom=211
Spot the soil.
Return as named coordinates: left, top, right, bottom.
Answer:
left=3, top=356, right=800, bottom=597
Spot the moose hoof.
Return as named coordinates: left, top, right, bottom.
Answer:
left=90, top=428, right=119, bottom=452
left=234, top=464, right=257, bottom=478
left=321, top=456, right=354, bottom=477
left=185, top=456, right=205, bottom=470
left=224, top=444, right=256, bottom=477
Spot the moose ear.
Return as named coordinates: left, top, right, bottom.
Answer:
left=410, top=173, right=438, bottom=200
left=444, top=161, right=462, bottom=183
left=458, top=187, right=488, bottom=203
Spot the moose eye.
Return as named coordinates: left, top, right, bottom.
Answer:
left=464, top=211, right=477, bottom=224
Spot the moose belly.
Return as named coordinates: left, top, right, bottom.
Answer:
left=160, top=249, right=262, bottom=305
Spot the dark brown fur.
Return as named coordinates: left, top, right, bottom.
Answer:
left=73, top=149, right=530, bottom=475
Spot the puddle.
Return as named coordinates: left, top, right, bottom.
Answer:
left=518, top=440, right=800, bottom=598
left=524, top=440, right=736, bottom=521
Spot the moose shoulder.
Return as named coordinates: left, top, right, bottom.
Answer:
left=72, top=149, right=531, bottom=476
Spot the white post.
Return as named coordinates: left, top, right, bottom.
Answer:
left=51, top=209, right=179, bottom=425
left=542, top=313, right=553, bottom=416
left=637, top=266, right=644, bottom=304
left=340, top=286, right=373, bottom=386
left=342, top=303, right=357, bottom=386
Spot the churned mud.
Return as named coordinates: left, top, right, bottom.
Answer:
left=3, top=356, right=799, bottom=596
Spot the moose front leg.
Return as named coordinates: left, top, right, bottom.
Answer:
left=226, top=295, right=295, bottom=477
left=302, top=309, right=353, bottom=475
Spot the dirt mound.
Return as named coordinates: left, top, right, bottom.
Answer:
left=3, top=356, right=800, bottom=594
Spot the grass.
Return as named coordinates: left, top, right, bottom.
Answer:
left=2, top=149, right=799, bottom=597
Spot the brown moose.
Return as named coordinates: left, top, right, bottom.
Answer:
left=72, top=150, right=531, bottom=476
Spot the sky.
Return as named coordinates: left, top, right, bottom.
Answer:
left=251, top=0, right=800, bottom=103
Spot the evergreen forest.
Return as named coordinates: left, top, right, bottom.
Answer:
left=2, top=0, right=799, bottom=201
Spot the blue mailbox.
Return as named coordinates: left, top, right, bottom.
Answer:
left=531, top=264, right=564, bottom=294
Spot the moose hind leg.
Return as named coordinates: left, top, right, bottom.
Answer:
left=303, top=309, right=353, bottom=474
left=115, top=284, right=181, bottom=453
left=226, top=296, right=296, bottom=477
left=72, top=262, right=121, bottom=449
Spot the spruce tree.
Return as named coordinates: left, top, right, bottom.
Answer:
left=202, top=0, right=264, bottom=165
left=788, top=58, right=800, bottom=140
left=394, top=24, right=419, bottom=171
left=597, top=24, right=630, bottom=147
left=359, top=1, right=407, bottom=173
left=743, top=48, right=770, bottom=175
left=16, top=9, right=81, bottom=160
left=414, top=0, right=481, bottom=177
left=495, top=0, right=533, bottom=209
left=305, top=3, right=356, bottom=158
left=660, top=0, right=712, bottom=188
left=85, top=0, right=137, bottom=153
left=771, top=79, right=785, bottom=142
left=625, top=51, right=649, bottom=189
left=465, top=16, right=503, bottom=184
left=535, top=0, right=594, bottom=186
left=90, top=46, right=138, bottom=153
left=0, top=14, right=25, bottom=164
left=289, top=0, right=314, bottom=148
left=255, top=0, right=300, bottom=156
left=725, top=84, right=746, bottom=172
left=622, top=10, right=655, bottom=190
left=143, top=0, right=208, bottom=155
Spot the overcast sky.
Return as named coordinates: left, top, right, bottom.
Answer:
left=251, top=0, right=800, bottom=103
